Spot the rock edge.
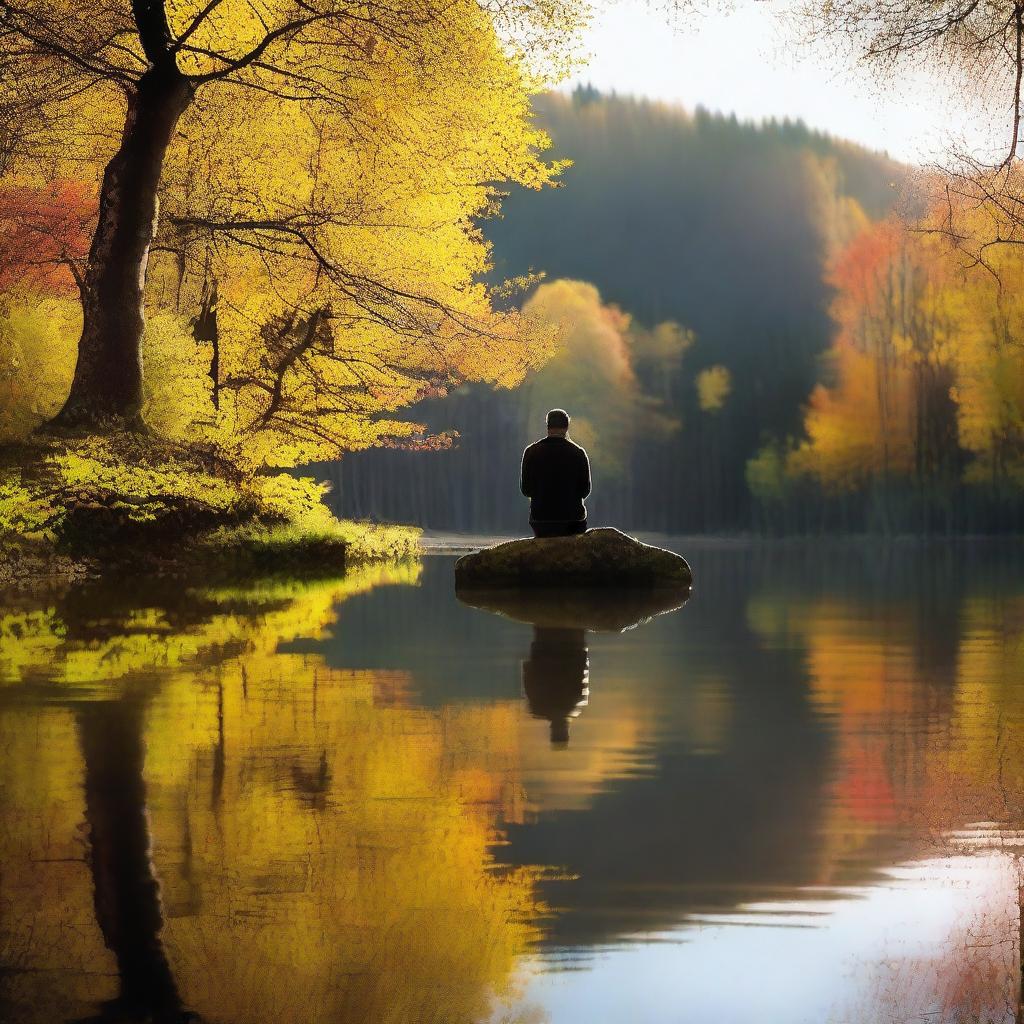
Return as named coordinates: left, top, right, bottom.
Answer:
left=453, top=527, right=692, bottom=589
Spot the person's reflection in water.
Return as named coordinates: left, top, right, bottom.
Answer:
left=74, top=698, right=198, bottom=1024
left=522, top=627, right=589, bottom=747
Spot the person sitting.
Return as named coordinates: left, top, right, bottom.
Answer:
left=520, top=409, right=591, bottom=538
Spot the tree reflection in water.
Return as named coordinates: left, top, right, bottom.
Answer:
left=0, top=564, right=540, bottom=1024
left=10, top=544, right=1024, bottom=1023
left=74, top=697, right=195, bottom=1024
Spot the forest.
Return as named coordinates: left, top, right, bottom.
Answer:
left=0, top=0, right=578, bottom=569
left=321, top=89, right=902, bottom=532
left=4, top=0, right=1024, bottom=561
left=328, top=89, right=1024, bottom=535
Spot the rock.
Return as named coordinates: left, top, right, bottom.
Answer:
left=456, top=584, right=690, bottom=632
left=453, top=527, right=692, bottom=590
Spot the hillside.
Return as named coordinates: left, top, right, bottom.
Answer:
left=327, top=90, right=908, bottom=532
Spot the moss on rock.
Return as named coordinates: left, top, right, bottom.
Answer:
left=453, top=528, right=692, bottom=589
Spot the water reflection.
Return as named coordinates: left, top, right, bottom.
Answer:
left=5, top=542, right=1024, bottom=1022
left=523, top=627, right=589, bottom=747
left=0, top=564, right=537, bottom=1024
left=75, top=697, right=190, bottom=1024
left=455, top=585, right=688, bottom=749
left=454, top=585, right=690, bottom=633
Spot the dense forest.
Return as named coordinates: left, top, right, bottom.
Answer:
left=321, top=89, right=911, bottom=532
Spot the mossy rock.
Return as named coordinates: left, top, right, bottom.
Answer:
left=453, top=528, right=692, bottom=589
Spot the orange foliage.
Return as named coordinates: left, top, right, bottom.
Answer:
left=796, top=343, right=915, bottom=489
left=0, top=181, right=95, bottom=296
left=789, top=214, right=962, bottom=491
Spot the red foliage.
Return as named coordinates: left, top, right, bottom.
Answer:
left=0, top=181, right=96, bottom=296
left=833, top=742, right=897, bottom=824
left=827, top=218, right=903, bottom=311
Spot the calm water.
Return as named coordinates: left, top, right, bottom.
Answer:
left=3, top=541, right=1024, bottom=1023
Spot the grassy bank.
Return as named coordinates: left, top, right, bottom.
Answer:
left=0, top=432, right=420, bottom=586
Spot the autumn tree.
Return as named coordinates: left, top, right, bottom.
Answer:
left=950, top=236, right=1024, bottom=491
left=759, top=202, right=1024, bottom=532
left=800, top=0, right=1024, bottom=268
left=518, top=279, right=682, bottom=475
left=786, top=219, right=960, bottom=521
left=0, top=0, right=580, bottom=431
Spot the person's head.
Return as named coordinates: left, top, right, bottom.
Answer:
left=546, top=408, right=570, bottom=437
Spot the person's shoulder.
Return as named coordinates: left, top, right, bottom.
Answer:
left=523, top=439, right=543, bottom=455
left=567, top=438, right=588, bottom=456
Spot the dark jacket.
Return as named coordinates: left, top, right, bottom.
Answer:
left=520, top=435, right=591, bottom=523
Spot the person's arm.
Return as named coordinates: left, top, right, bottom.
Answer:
left=579, top=449, right=591, bottom=499
left=520, top=447, right=533, bottom=497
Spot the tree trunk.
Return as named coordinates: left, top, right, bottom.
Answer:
left=51, top=66, right=192, bottom=429
left=193, top=276, right=220, bottom=409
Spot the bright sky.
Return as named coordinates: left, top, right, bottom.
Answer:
left=565, top=0, right=1005, bottom=165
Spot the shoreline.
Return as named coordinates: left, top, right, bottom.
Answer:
left=419, top=529, right=1024, bottom=553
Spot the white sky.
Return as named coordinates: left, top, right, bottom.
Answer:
left=564, top=0, right=1005, bottom=165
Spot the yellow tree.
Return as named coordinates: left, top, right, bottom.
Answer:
left=942, top=205, right=1024, bottom=491
left=789, top=218, right=960, bottom=507
left=517, top=279, right=683, bottom=476
left=0, top=0, right=581, bottom=431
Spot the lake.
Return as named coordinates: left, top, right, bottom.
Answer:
left=2, top=539, right=1024, bottom=1023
